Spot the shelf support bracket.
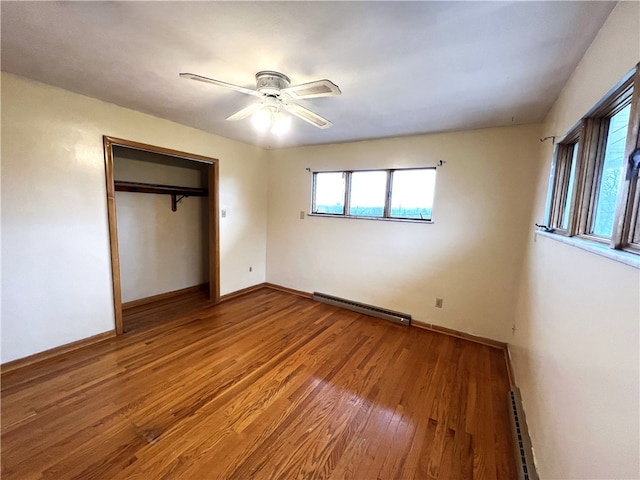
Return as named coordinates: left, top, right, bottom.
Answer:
left=171, top=194, right=187, bottom=212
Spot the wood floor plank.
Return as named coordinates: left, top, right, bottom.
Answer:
left=1, top=287, right=517, bottom=479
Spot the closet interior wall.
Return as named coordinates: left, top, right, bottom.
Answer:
left=113, top=147, right=209, bottom=304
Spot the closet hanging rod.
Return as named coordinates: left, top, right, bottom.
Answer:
left=114, top=180, right=208, bottom=212
left=114, top=180, right=208, bottom=197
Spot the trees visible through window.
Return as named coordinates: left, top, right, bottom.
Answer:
left=592, top=104, right=631, bottom=237
left=312, top=167, right=437, bottom=222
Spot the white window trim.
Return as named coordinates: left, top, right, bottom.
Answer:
left=308, top=212, right=434, bottom=224
left=310, top=167, right=437, bottom=223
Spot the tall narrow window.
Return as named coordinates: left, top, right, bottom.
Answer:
left=548, top=135, right=580, bottom=233
left=561, top=144, right=579, bottom=229
left=592, top=104, right=631, bottom=237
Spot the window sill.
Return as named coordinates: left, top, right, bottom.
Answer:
left=308, top=213, right=434, bottom=224
left=535, top=231, right=640, bottom=269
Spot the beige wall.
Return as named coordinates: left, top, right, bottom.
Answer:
left=114, top=156, right=208, bottom=303
left=266, top=124, right=540, bottom=342
left=511, top=2, right=640, bottom=478
left=2, top=5, right=638, bottom=476
left=1, top=72, right=268, bottom=363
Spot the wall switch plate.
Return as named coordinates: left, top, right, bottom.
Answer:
left=435, top=298, right=443, bottom=308
left=221, top=209, right=227, bottom=218
left=300, top=211, right=305, bottom=220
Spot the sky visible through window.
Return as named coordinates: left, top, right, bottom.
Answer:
left=313, top=168, right=436, bottom=220
left=562, top=144, right=579, bottom=229
left=593, top=104, right=631, bottom=237
left=349, top=171, right=387, bottom=216
left=390, top=169, right=436, bottom=219
left=314, top=172, right=345, bottom=214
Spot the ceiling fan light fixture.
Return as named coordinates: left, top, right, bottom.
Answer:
left=271, top=113, right=292, bottom=136
left=251, top=97, right=292, bottom=135
left=251, top=107, right=274, bottom=131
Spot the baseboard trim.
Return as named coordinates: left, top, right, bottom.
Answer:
left=1, top=284, right=512, bottom=379
left=263, top=283, right=314, bottom=299
left=259, top=286, right=506, bottom=349
left=219, top=283, right=269, bottom=303
left=122, top=284, right=209, bottom=310
left=1, top=331, right=116, bottom=375
left=412, top=320, right=507, bottom=350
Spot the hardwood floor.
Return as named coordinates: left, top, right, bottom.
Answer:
left=122, top=284, right=211, bottom=333
left=1, top=288, right=517, bottom=479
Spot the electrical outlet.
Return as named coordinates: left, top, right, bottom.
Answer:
left=435, top=298, right=443, bottom=308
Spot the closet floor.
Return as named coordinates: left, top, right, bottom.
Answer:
left=122, top=285, right=211, bottom=333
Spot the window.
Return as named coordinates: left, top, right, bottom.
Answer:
left=545, top=63, right=640, bottom=255
left=548, top=134, right=580, bottom=233
left=312, top=167, right=437, bottom=222
left=390, top=169, right=436, bottom=220
left=313, top=172, right=346, bottom=214
left=592, top=104, right=631, bottom=237
left=349, top=171, right=387, bottom=217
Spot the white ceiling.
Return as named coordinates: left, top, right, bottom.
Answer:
left=1, top=1, right=616, bottom=149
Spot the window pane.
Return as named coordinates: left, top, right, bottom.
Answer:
left=313, top=172, right=345, bottom=214
left=593, top=104, right=631, bottom=237
left=349, top=171, right=387, bottom=217
left=390, top=169, right=436, bottom=220
left=561, top=144, right=579, bottom=229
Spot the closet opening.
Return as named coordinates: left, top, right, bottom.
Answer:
left=103, top=136, right=219, bottom=334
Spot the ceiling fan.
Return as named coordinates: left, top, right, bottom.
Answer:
left=179, top=71, right=341, bottom=132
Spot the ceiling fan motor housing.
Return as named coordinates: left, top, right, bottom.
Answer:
left=255, top=71, right=291, bottom=96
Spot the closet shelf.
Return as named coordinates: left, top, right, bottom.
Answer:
left=114, top=180, right=208, bottom=196
left=114, top=181, right=208, bottom=212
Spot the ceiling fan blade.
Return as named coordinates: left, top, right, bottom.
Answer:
left=179, top=72, right=262, bottom=97
left=226, top=103, right=263, bottom=121
left=281, top=79, right=341, bottom=99
left=283, top=103, right=333, bottom=129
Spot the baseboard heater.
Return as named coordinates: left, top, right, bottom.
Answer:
left=312, top=292, right=411, bottom=326
left=509, top=388, right=539, bottom=480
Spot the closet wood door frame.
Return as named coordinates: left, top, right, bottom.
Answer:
left=103, top=136, right=220, bottom=335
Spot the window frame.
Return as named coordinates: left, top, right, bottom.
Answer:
left=545, top=63, right=640, bottom=256
left=547, top=127, right=582, bottom=235
left=311, top=167, right=437, bottom=223
left=614, top=67, right=640, bottom=253
left=347, top=170, right=389, bottom=218
left=311, top=170, right=347, bottom=215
